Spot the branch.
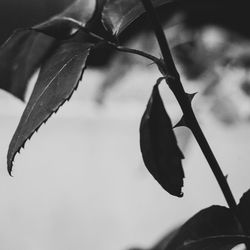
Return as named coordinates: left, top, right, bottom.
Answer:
left=140, top=0, right=239, bottom=216
left=80, top=26, right=165, bottom=72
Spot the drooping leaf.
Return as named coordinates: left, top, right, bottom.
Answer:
left=140, top=81, right=184, bottom=197
left=178, top=235, right=250, bottom=250
left=237, top=189, right=250, bottom=234
left=0, top=29, right=56, bottom=101
left=34, top=0, right=96, bottom=39
left=164, top=206, right=241, bottom=250
left=127, top=228, right=179, bottom=250
left=7, top=40, right=93, bottom=174
left=102, top=0, right=173, bottom=35
left=134, top=205, right=248, bottom=250
left=150, top=228, right=180, bottom=250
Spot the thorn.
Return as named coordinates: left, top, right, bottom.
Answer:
left=173, top=116, right=186, bottom=128
left=186, top=92, right=197, bottom=103
left=225, top=174, right=228, bottom=180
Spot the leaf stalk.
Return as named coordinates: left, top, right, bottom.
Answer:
left=80, top=27, right=165, bottom=71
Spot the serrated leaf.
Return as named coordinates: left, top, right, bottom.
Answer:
left=164, top=206, right=241, bottom=250
left=140, top=82, right=184, bottom=197
left=238, top=189, right=250, bottom=234
left=34, top=0, right=96, bottom=39
left=102, top=0, right=173, bottom=36
left=178, top=235, right=250, bottom=250
left=0, top=29, right=55, bottom=101
left=7, top=40, right=93, bottom=175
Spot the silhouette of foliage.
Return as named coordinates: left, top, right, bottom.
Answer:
left=0, top=30, right=55, bottom=100
left=0, top=0, right=250, bottom=249
left=34, top=0, right=96, bottom=39
left=140, top=80, right=184, bottom=197
left=102, top=0, right=172, bottom=35
left=7, top=38, right=93, bottom=174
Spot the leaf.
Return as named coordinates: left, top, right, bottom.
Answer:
left=150, top=227, right=180, bottom=250
left=129, top=228, right=179, bottom=250
left=140, top=82, right=184, bottom=197
left=102, top=0, right=173, bottom=35
left=178, top=235, right=250, bottom=250
left=237, top=189, right=250, bottom=234
left=164, top=206, right=242, bottom=250
left=0, top=0, right=74, bottom=44
left=7, top=40, right=93, bottom=175
left=34, top=0, right=96, bottom=39
left=0, top=29, right=56, bottom=101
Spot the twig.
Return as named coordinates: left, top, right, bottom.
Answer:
left=80, top=26, right=165, bottom=72
left=140, top=0, right=239, bottom=217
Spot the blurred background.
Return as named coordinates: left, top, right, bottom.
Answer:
left=1, top=1, right=250, bottom=250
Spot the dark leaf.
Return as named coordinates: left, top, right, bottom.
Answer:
left=34, top=0, right=96, bottom=39
left=127, top=228, right=179, bottom=250
left=102, top=0, right=173, bottom=35
left=7, top=40, right=93, bottom=174
left=178, top=235, right=250, bottom=250
left=0, top=0, right=74, bottom=45
left=140, top=82, right=184, bottom=197
left=164, top=206, right=242, bottom=250
left=238, top=189, right=250, bottom=234
left=0, top=29, right=56, bottom=101
left=150, top=228, right=180, bottom=250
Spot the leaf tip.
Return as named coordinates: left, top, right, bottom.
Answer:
left=178, top=191, right=184, bottom=198
left=7, top=159, right=14, bottom=177
left=167, top=178, right=184, bottom=198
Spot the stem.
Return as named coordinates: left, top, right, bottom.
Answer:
left=80, top=26, right=165, bottom=72
left=140, top=0, right=179, bottom=77
left=173, top=78, right=238, bottom=214
left=140, top=0, right=239, bottom=215
left=113, top=45, right=165, bottom=71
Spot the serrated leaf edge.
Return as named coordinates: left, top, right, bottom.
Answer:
left=7, top=46, right=92, bottom=175
left=140, top=80, right=185, bottom=197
